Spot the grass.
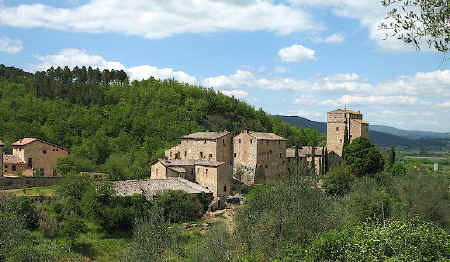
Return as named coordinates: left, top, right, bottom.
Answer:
left=398, top=153, right=450, bottom=176
left=1, top=185, right=57, bottom=197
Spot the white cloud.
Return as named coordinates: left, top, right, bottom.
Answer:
left=311, top=33, right=345, bottom=43
left=203, top=70, right=370, bottom=93
left=34, top=48, right=197, bottom=84
left=321, top=95, right=431, bottom=107
left=289, top=109, right=322, bottom=119
left=278, top=44, right=316, bottom=62
left=221, top=90, right=248, bottom=99
left=0, top=37, right=23, bottom=54
left=274, top=66, right=288, bottom=73
left=0, top=0, right=321, bottom=39
left=294, top=95, right=319, bottom=105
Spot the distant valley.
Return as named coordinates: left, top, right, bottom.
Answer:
left=278, top=115, right=450, bottom=150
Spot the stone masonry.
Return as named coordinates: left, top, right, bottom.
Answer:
left=233, top=130, right=287, bottom=184
left=327, top=109, right=369, bottom=157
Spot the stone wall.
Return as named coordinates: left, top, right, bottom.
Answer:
left=0, top=177, right=61, bottom=190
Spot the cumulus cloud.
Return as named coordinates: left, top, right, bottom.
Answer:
left=34, top=48, right=197, bottom=84
left=321, top=95, right=431, bottom=107
left=278, top=44, right=316, bottom=62
left=0, top=0, right=321, bottom=39
left=311, top=33, right=345, bottom=43
left=0, top=37, right=23, bottom=54
left=203, top=70, right=370, bottom=92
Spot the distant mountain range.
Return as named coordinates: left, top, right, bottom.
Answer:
left=278, top=115, right=450, bottom=149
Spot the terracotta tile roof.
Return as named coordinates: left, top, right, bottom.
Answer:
left=11, top=138, right=68, bottom=151
left=182, top=131, right=230, bottom=140
left=3, top=155, right=25, bottom=164
left=159, top=159, right=226, bottom=168
left=113, top=177, right=211, bottom=200
left=249, top=132, right=287, bottom=141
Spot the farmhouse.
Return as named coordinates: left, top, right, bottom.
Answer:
left=2, top=138, right=68, bottom=177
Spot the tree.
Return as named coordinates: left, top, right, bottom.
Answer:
left=380, top=0, right=449, bottom=52
left=155, top=190, right=203, bottom=223
left=387, top=146, right=396, bottom=168
left=322, top=164, right=355, bottom=196
left=343, top=137, right=385, bottom=177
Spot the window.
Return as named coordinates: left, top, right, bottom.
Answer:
left=200, top=152, right=204, bottom=158
left=43, top=150, right=47, bottom=154
left=223, top=139, right=225, bottom=145
left=238, top=139, right=241, bottom=143
left=4, top=165, right=7, bottom=169
left=40, top=168, right=44, bottom=176
left=279, top=153, right=282, bottom=158
left=234, top=153, right=237, bottom=158
left=197, top=168, right=200, bottom=174
left=209, top=153, right=213, bottom=159
left=269, top=150, right=272, bottom=154
left=28, top=158, right=33, bottom=168
left=12, top=165, right=16, bottom=171
left=204, top=140, right=207, bottom=144
left=336, top=127, right=340, bottom=131
left=265, top=165, right=268, bottom=168
left=184, top=151, right=187, bottom=157
left=206, top=169, right=208, bottom=175
left=250, top=139, right=253, bottom=144
left=339, top=139, right=343, bottom=143
left=278, top=141, right=280, bottom=145
left=170, top=152, right=172, bottom=158
left=224, top=185, right=227, bottom=192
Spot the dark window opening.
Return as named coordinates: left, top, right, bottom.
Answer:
left=43, top=150, right=47, bottom=154
left=234, top=153, right=237, bottom=158
left=206, top=169, right=208, bottom=175
left=238, top=139, right=241, bottom=143
left=12, top=165, right=16, bottom=171
left=223, top=139, right=225, bottom=144
left=200, top=152, right=204, bottom=158
left=336, top=127, right=340, bottom=131
left=250, top=139, right=253, bottom=144
left=28, top=158, right=32, bottom=168
left=209, top=153, right=213, bottom=159
left=265, top=165, right=268, bottom=168
left=4, top=165, right=7, bottom=169
left=40, top=168, right=44, bottom=176
left=224, top=185, right=227, bottom=192
left=279, top=153, right=282, bottom=158
left=184, top=151, right=187, bottom=157
left=204, top=140, right=207, bottom=144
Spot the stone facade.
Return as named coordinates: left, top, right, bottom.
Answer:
left=233, top=130, right=287, bottom=184
left=327, top=109, right=369, bottom=156
left=4, top=138, right=68, bottom=177
left=165, top=131, right=233, bottom=164
left=151, top=159, right=232, bottom=208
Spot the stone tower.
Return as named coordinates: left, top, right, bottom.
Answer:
left=0, top=140, right=4, bottom=177
left=327, top=109, right=369, bottom=157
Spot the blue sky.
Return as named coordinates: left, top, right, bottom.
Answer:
left=0, top=0, right=449, bottom=132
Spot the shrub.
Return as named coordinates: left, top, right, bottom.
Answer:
left=155, top=190, right=203, bottom=223
left=5, top=197, right=39, bottom=230
left=296, top=219, right=450, bottom=261
left=322, top=164, right=354, bottom=196
left=343, top=137, right=385, bottom=177
left=391, top=162, right=407, bottom=176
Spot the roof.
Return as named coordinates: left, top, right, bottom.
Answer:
left=248, top=132, right=287, bottom=141
left=11, top=138, right=67, bottom=151
left=113, top=177, right=211, bottom=200
left=168, top=167, right=186, bottom=173
left=329, top=109, right=362, bottom=115
left=3, top=155, right=25, bottom=164
left=181, top=131, right=230, bottom=140
left=158, top=159, right=226, bottom=168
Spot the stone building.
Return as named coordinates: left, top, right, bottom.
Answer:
left=286, top=146, right=327, bottom=175
left=3, top=138, right=68, bottom=177
left=165, top=131, right=233, bottom=164
left=151, top=159, right=233, bottom=208
left=233, top=130, right=287, bottom=184
left=327, top=109, right=368, bottom=156
left=114, top=177, right=212, bottom=201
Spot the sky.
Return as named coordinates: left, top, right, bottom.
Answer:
left=0, top=0, right=449, bottom=132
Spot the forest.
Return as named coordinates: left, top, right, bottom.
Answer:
left=0, top=64, right=324, bottom=180
left=0, top=64, right=448, bottom=261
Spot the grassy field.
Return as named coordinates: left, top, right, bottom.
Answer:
left=1, top=185, right=57, bottom=197
left=398, top=152, right=450, bottom=176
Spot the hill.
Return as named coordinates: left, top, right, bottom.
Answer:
left=371, top=125, right=450, bottom=140
left=278, top=115, right=449, bottom=149
left=0, top=65, right=324, bottom=180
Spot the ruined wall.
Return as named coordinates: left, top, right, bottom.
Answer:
left=15, top=142, right=68, bottom=177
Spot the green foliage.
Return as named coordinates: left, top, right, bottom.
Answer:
left=155, top=190, right=204, bottom=223
left=0, top=196, right=26, bottom=261
left=5, top=197, right=39, bottom=230
left=387, top=146, right=396, bottom=168
left=1, top=65, right=324, bottom=180
left=391, top=162, right=407, bottom=176
left=288, top=219, right=450, bottom=261
left=61, top=216, right=88, bottom=241
left=124, top=209, right=178, bottom=262
left=235, top=168, right=342, bottom=260
left=343, top=137, right=385, bottom=177
left=322, top=164, right=354, bottom=196
left=380, top=0, right=450, bottom=52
